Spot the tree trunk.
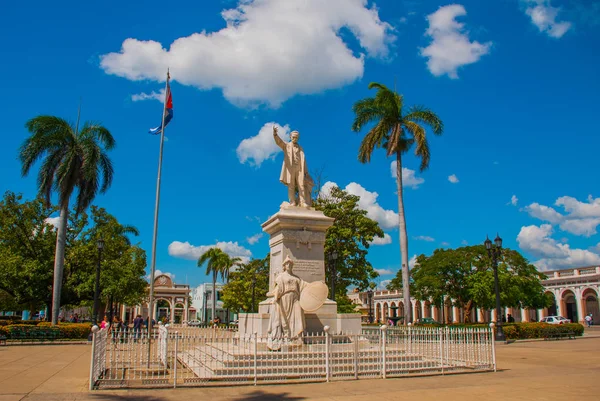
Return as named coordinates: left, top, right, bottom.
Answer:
left=212, top=270, right=217, bottom=323
left=51, top=205, right=69, bottom=325
left=395, top=151, right=411, bottom=324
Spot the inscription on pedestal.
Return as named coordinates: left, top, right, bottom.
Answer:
left=293, top=260, right=321, bottom=276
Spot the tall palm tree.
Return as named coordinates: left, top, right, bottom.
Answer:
left=352, top=83, right=443, bottom=323
left=19, top=116, right=115, bottom=324
left=198, top=248, right=228, bottom=323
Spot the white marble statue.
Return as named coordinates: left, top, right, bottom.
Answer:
left=273, top=127, right=314, bottom=208
left=266, top=256, right=308, bottom=350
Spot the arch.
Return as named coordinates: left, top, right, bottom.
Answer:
left=415, top=300, right=422, bottom=320
left=560, top=289, right=577, bottom=322
left=424, top=301, right=432, bottom=318
left=376, top=303, right=382, bottom=323
left=582, top=288, right=599, bottom=324
left=155, top=298, right=171, bottom=322
left=544, top=291, right=557, bottom=317
left=383, top=303, right=389, bottom=320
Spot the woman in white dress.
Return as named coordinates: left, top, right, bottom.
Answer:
left=267, top=256, right=308, bottom=350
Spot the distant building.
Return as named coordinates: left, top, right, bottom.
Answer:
left=191, top=283, right=234, bottom=323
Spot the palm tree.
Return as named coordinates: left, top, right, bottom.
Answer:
left=352, top=83, right=443, bottom=323
left=19, top=116, right=115, bottom=324
left=198, top=248, right=229, bottom=323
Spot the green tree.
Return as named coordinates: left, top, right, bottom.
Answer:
left=197, top=248, right=229, bottom=321
left=403, top=246, right=550, bottom=322
left=314, top=185, right=382, bottom=308
left=352, top=83, right=443, bottom=322
left=0, top=192, right=57, bottom=314
left=18, top=116, right=115, bottom=324
left=222, top=256, right=269, bottom=313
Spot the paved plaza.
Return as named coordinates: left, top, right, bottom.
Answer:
left=1, top=334, right=600, bottom=401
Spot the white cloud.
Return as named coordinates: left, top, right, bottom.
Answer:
left=420, top=4, right=491, bottom=79
left=168, top=240, right=252, bottom=263
left=409, top=254, right=418, bottom=269
left=390, top=161, right=424, bottom=188
left=441, top=241, right=451, bottom=247
left=378, top=280, right=391, bottom=290
left=147, top=269, right=175, bottom=282
left=517, top=224, right=600, bottom=271
left=100, top=0, right=394, bottom=108
left=523, top=0, right=572, bottom=38
left=237, top=122, right=290, bottom=167
left=414, top=235, right=435, bottom=242
left=461, top=239, right=469, bottom=245
left=131, top=88, right=165, bottom=102
left=375, top=268, right=395, bottom=275
left=246, top=233, right=263, bottom=245
left=44, top=217, right=61, bottom=230
left=320, top=181, right=399, bottom=229
left=509, top=195, right=519, bottom=206
left=448, top=174, right=459, bottom=184
left=370, top=233, right=392, bottom=246
left=523, top=195, right=600, bottom=237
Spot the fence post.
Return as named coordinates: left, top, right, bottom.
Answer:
left=439, top=327, right=444, bottom=374
left=380, top=325, right=387, bottom=379
left=407, top=322, right=412, bottom=354
left=490, top=323, right=497, bottom=372
left=173, top=332, right=178, bottom=388
left=354, top=333, right=359, bottom=380
left=324, top=325, right=331, bottom=382
left=253, top=332, right=258, bottom=385
left=88, top=325, right=99, bottom=391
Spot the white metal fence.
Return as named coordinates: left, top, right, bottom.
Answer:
left=89, top=325, right=496, bottom=389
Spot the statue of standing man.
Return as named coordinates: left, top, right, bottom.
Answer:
left=273, top=127, right=314, bottom=208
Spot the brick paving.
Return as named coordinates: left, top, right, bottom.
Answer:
left=1, top=336, right=599, bottom=401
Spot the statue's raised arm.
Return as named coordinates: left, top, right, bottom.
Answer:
left=273, top=126, right=286, bottom=150
left=273, top=128, right=312, bottom=208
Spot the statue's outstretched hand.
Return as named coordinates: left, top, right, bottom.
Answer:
left=273, top=126, right=278, bottom=136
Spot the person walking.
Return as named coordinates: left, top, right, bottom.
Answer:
left=585, top=313, right=593, bottom=328
left=133, top=314, right=143, bottom=341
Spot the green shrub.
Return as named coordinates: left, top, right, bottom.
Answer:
left=500, top=322, right=584, bottom=340
left=2, top=323, right=92, bottom=340
left=0, top=326, right=8, bottom=337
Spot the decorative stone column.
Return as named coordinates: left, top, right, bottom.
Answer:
left=452, top=305, right=459, bottom=323
left=477, top=308, right=485, bottom=323
left=575, top=289, right=583, bottom=323
left=521, top=308, right=528, bottom=322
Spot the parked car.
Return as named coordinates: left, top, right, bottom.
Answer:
left=187, top=319, right=201, bottom=326
left=414, top=317, right=441, bottom=326
left=540, top=316, right=571, bottom=324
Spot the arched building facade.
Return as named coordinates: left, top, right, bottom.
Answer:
left=348, top=266, right=600, bottom=325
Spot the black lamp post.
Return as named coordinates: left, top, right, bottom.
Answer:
left=329, top=251, right=338, bottom=300
left=92, top=237, right=105, bottom=326
left=485, top=234, right=505, bottom=342
left=366, top=289, right=374, bottom=323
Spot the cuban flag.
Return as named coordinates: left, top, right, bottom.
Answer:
left=149, top=81, right=173, bottom=135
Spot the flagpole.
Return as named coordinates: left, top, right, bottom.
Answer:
left=147, top=69, right=170, bottom=366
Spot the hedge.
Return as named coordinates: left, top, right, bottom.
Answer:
left=0, top=323, right=92, bottom=340
left=501, top=322, right=584, bottom=339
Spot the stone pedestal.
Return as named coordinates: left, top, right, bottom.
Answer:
left=238, top=205, right=362, bottom=339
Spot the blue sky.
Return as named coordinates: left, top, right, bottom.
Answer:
left=2, top=0, right=600, bottom=288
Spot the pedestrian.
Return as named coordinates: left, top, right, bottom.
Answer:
left=133, top=314, right=143, bottom=340
left=507, top=314, right=515, bottom=323
left=100, top=315, right=109, bottom=330
left=501, top=314, right=507, bottom=323
left=585, top=313, right=592, bottom=328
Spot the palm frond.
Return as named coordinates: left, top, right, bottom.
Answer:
left=404, top=106, right=444, bottom=135
left=404, top=121, right=431, bottom=171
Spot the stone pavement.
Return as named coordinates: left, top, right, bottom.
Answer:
left=1, top=336, right=599, bottom=401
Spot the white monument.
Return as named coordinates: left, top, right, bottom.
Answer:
left=238, top=127, right=362, bottom=343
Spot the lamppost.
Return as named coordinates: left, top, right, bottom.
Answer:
left=484, top=234, right=505, bottom=342
left=366, top=289, right=374, bottom=323
left=92, top=237, right=104, bottom=325
left=329, top=251, right=338, bottom=300
left=203, top=290, right=209, bottom=324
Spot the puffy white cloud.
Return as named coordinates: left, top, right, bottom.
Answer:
left=100, top=0, right=394, bottom=107
left=390, top=161, right=425, bottom=189
left=509, top=195, right=519, bottom=206
left=420, top=4, right=491, bottom=79
left=147, top=269, right=175, bottom=282
left=441, top=241, right=451, bottom=247
left=517, top=224, right=600, bottom=270
left=414, top=235, right=435, bottom=242
left=523, top=0, right=572, bottom=38
left=246, top=233, right=263, bottom=245
left=320, top=181, right=399, bottom=229
left=375, top=268, right=395, bottom=275
left=131, top=88, right=165, bottom=102
left=378, top=280, right=391, bottom=290
left=168, top=240, right=252, bottom=263
left=461, top=239, right=468, bottom=245
left=409, top=254, right=418, bottom=269
left=237, top=122, right=290, bottom=167
left=370, top=233, right=392, bottom=246
left=44, top=217, right=61, bottom=230
left=523, top=195, right=600, bottom=237
left=448, top=174, right=459, bottom=184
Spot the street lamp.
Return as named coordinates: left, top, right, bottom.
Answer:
left=366, top=289, right=374, bottom=323
left=92, top=237, right=105, bottom=325
left=485, top=233, right=505, bottom=342
left=329, top=251, right=338, bottom=300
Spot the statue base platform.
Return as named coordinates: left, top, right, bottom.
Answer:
left=237, top=299, right=362, bottom=338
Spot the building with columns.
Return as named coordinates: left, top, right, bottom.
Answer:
left=349, top=266, right=600, bottom=325
left=119, top=274, right=194, bottom=324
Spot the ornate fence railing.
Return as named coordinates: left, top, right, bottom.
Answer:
left=89, top=324, right=496, bottom=389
